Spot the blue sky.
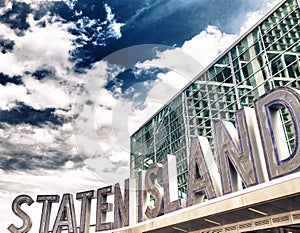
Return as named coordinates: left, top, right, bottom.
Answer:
left=0, top=0, right=280, bottom=231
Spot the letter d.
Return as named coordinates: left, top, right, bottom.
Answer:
left=255, top=87, right=300, bottom=179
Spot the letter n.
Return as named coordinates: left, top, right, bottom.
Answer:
left=114, top=180, right=129, bottom=229
left=215, top=107, right=267, bottom=195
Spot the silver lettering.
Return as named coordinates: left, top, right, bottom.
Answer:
left=187, top=137, right=221, bottom=206
left=114, top=180, right=129, bottom=228
left=96, top=186, right=114, bottom=231
left=215, top=107, right=267, bottom=194
left=255, top=86, right=300, bottom=179
left=37, top=195, right=60, bottom=233
left=76, top=190, right=96, bottom=233
left=145, top=163, right=164, bottom=219
left=163, top=154, right=183, bottom=213
left=8, top=195, right=34, bottom=233
left=137, top=171, right=149, bottom=223
left=52, top=194, right=77, bottom=233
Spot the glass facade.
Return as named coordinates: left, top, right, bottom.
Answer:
left=130, top=0, right=300, bottom=198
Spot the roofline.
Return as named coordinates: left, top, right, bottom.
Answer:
left=130, top=0, right=288, bottom=137
left=109, top=172, right=300, bottom=233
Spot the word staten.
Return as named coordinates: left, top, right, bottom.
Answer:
left=8, top=86, right=300, bottom=233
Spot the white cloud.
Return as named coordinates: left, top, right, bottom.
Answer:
left=239, top=0, right=281, bottom=34
left=0, top=0, right=12, bottom=15
left=5, top=123, right=73, bottom=147
left=136, top=25, right=237, bottom=81
left=23, top=77, right=71, bottom=110
left=104, top=3, right=125, bottom=39
left=0, top=76, right=73, bottom=111
left=73, top=3, right=124, bottom=47
left=0, top=14, right=75, bottom=77
left=181, top=25, right=238, bottom=67
left=71, top=60, right=125, bottom=157
left=0, top=84, right=28, bottom=110
left=137, top=47, right=203, bottom=83
left=129, top=25, right=238, bottom=134
left=0, top=23, right=18, bottom=40
left=64, top=160, right=74, bottom=168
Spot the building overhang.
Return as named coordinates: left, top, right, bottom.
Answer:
left=109, top=172, right=300, bottom=233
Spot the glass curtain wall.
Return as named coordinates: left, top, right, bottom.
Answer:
left=130, top=0, right=300, bottom=198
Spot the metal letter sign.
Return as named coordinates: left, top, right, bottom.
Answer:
left=8, top=195, right=34, bottom=233
left=144, top=163, right=164, bottom=219
left=114, top=179, right=130, bottom=228
left=255, top=86, right=300, bottom=179
left=163, top=154, right=183, bottom=213
left=187, top=137, right=221, bottom=206
left=96, top=186, right=114, bottom=231
left=138, top=170, right=149, bottom=223
left=37, top=195, right=60, bottom=233
left=52, top=194, right=77, bottom=233
left=76, top=190, right=96, bottom=233
left=7, top=87, right=300, bottom=232
left=215, top=107, right=268, bottom=194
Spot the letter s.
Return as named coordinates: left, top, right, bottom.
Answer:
left=8, top=195, right=34, bottom=233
